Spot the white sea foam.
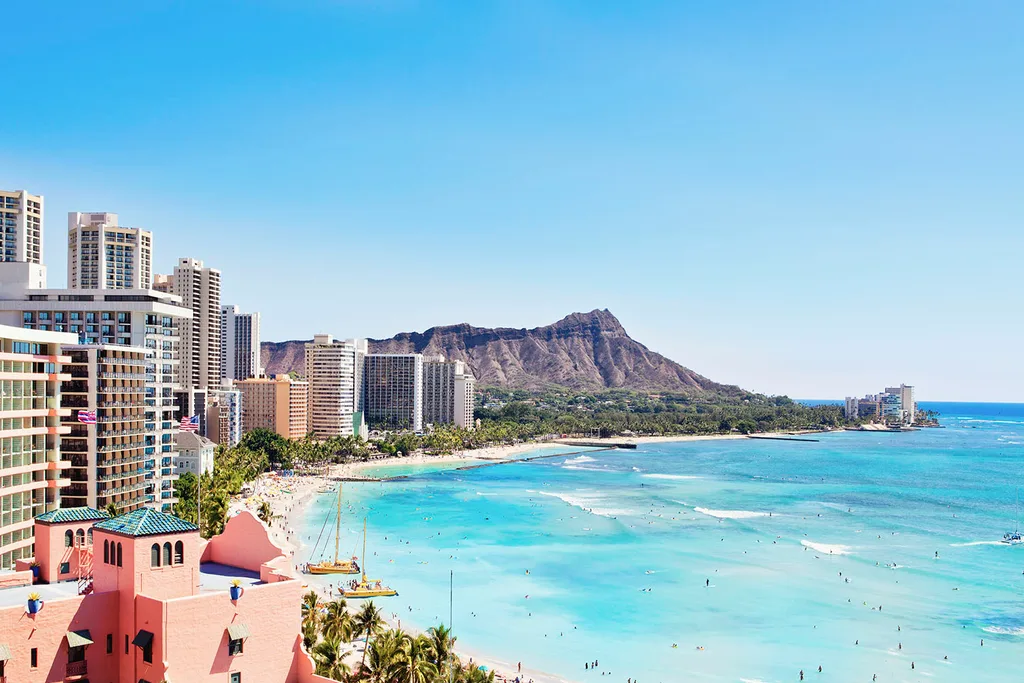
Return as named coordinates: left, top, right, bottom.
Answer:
left=801, top=540, right=853, bottom=555
left=566, top=455, right=596, bottom=464
left=536, top=490, right=632, bottom=518
left=982, top=626, right=1024, bottom=635
left=950, top=540, right=1006, bottom=547
left=562, top=465, right=610, bottom=473
left=695, top=507, right=769, bottom=520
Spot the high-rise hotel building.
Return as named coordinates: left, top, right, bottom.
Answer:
left=154, top=258, right=221, bottom=389
left=363, top=354, right=423, bottom=432
left=60, top=345, right=157, bottom=513
left=0, top=275, right=192, bottom=513
left=423, top=357, right=476, bottom=429
left=0, top=190, right=43, bottom=265
left=221, top=304, right=261, bottom=383
left=0, top=324, right=77, bottom=569
left=304, top=335, right=366, bottom=438
left=237, top=375, right=308, bottom=440
left=66, top=212, right=153, bottom=289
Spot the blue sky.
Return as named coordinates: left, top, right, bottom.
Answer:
left=2, top=1, right=1021, bottom=401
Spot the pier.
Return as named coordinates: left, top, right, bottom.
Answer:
left=553, top=440, right=638, bottom=449
left=747, top=435, right=819, bottom=442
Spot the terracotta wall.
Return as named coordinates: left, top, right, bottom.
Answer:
left=0, top=591, right=118, bottom=683
left=202, top=511, right=287, bottom=572
left=151, top=579, right=305, bottom=682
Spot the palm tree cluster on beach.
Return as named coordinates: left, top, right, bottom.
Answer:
left=302, top=591, right=495, bottom=683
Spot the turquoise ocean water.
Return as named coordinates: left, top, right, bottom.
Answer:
left=299, top=403, right=1024, bottom=682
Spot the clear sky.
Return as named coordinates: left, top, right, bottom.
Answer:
left=2, top=1, right=1021, bottom=402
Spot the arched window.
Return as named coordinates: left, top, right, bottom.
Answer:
left=116, top=542, right=123, bottom=567
left=64, top=530, right=73, bottom=547
left=174, top=540, right=184, bottom=564
left=163, top=542, right=172, bottom=566
left=75, top=529, right=85, bottom=547
left=151, top=543, right=161, bottom=567
left=87, top=528, right=94, bottom=545
left=103, top=539, right=109, bottom=564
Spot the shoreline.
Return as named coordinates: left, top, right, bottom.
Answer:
left=231, top=430, right=839, bottom=683
left=235, top=439, right=575, bottom=683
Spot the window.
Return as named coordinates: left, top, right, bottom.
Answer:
left=231, top=672, right=242, bottom=683
left=76, top=529, right=85, bottom=546
left=68, top=645, right=86, bottom=663
left=228, top=638, right=244, bottom=656
left=163, top=542, right=172, bottom=566
left=30, top=647, right=37, bottom=668
left=125, top=634, right=129, bottom=655
left=87, top=528, right=94, bottom=545
left=174, top=540, right=184, bottom=564
left=107, top=633, right=113, bottom=654
left=116, top=542, right=123, bottom=567
left=64, top=529, right=73, bottom=547
left=143, top=640, right=153, bottom=663
left=60, top=562, right=70, bottom=574
left=151, top=543, right=161, bottom=567
left=103, top=539, right=109, bottom=564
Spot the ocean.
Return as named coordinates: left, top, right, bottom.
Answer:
left=299, top=403, right=1024, bottom=682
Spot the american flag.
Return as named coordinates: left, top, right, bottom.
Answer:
left=179, top=415, right=200, bottom=432
left=77, top=410, right=96, bottom=425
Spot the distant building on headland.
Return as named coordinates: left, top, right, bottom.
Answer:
left=844, top=384, right=915, bottom=424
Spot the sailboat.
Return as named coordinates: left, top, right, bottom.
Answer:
left=306, top=484, right=360, bottom=575
left=340, top=518, right=398, bottom=598
left=1002, top=488, right=1022, bottom=545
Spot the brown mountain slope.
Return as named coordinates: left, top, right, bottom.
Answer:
left=261, top=309, right=743, bottom=395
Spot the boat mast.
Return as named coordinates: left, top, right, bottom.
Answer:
left=334, top=484, right=342, bottom=564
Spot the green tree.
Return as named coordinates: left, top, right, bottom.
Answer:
left=257, top=500, right=275, bottom=526
left=397, top=634, right=438, bottom=683
left=312, top=634, right=350, bottom=680
left=355, top=601, right=385, bottom=674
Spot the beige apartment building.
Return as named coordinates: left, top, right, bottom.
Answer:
left=60, top=345, right=155, bottom=513
left=0, top=189, right=44, bottom=265
left=66, top=212, right=153, bottom=289
left=423, top=357, right=476, bottom=429
left=0, top=324, right=77, bottom=569
left=237, top=375, right=308, bottom=440
left=305, top=335, right=366, bottom=439
left=154, top=258, right=221, bottom=389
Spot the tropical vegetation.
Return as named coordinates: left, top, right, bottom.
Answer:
left=300, top=591, right=494, bottom=683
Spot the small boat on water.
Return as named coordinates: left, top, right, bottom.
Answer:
left=305, top=484, right=360, bottom=575
left=1001, top=489, right=1023, bottom=546
left=340, top=518, right=397, bottom=598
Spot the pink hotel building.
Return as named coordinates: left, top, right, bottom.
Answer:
left=0, top=507, right=335, bottom=683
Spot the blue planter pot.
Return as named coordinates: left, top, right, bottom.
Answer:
left=30, top=566, right=39, bottom=578
left=27, top=599, right=42, bottom=614
left=229, top=586, right=243, bottom=600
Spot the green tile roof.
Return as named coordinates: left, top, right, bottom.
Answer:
left=35, top=507, right=110, bottom=524
left=93, top=508, right=198, bottom=537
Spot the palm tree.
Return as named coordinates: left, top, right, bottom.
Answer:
left=257, top=500, right=275, bottom=526
left=104, top=502, right=118, bottom=517
left=426, top=624, right=456, bottom=678
left=321, top=598, right=354, bottom=643
left=366, top=629, right=405, bottom=683
left=456, top=663, right=496, bottom=683
left=355, top=601, right=385, bottom=674
left=398, top=634, right=438, bottom=683
left=312, top=634, right=351, bottom=681
left=301, top=590, right=321, bottom=648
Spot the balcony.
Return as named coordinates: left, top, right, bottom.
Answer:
left=66, top=660, right=88, bottom=676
